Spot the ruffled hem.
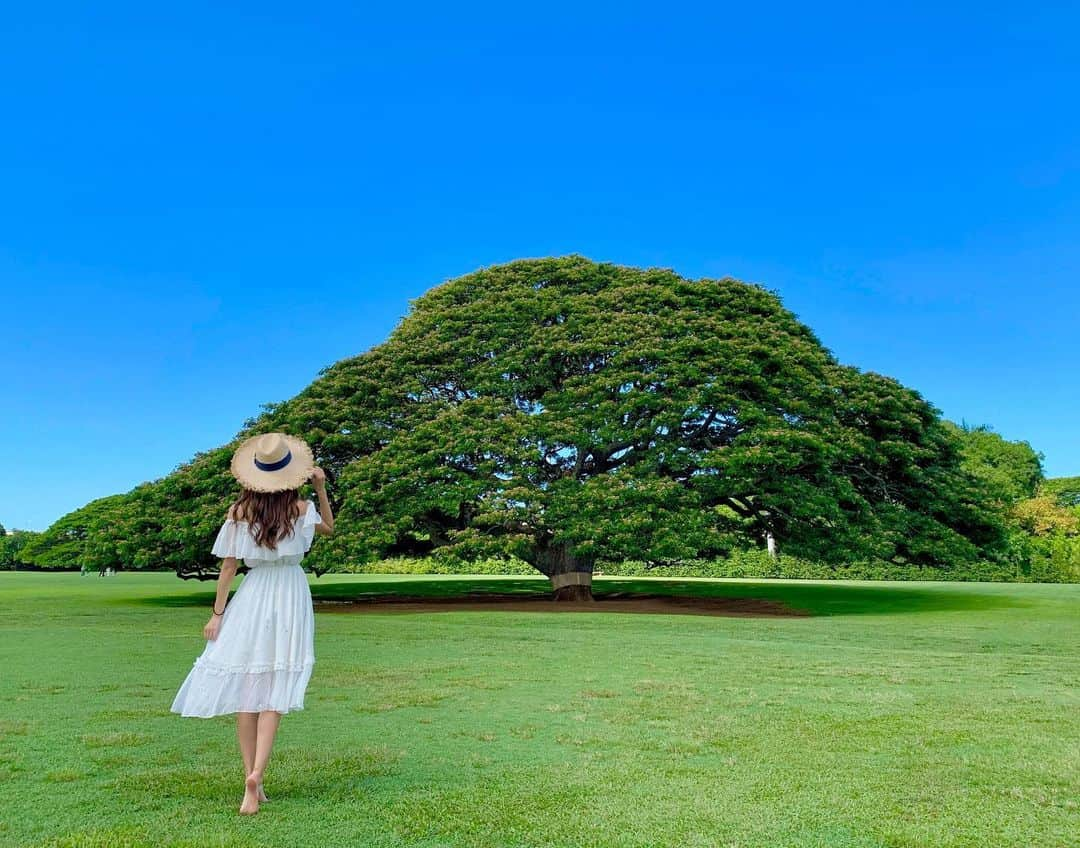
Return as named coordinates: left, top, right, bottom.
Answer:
left=170, top=664, right=314, bottom=718
left=211, top=501, right=321, bottom=561
left=193, top=658, right=315, bottom=675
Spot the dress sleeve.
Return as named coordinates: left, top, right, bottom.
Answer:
left=300, top=500, right=323, bottom=552
left=211, top=520, right=241, bottom=559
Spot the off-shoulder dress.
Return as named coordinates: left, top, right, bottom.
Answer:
left=170, top=500, right=321, bottom=718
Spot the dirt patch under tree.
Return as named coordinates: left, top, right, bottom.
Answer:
left=314, top=592, right=806, bottom=618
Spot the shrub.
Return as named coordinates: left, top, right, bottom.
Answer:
left=329, top=546, right=1078, bottom=583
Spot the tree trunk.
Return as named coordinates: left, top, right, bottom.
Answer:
left=535, top=542, right=594, bottom=601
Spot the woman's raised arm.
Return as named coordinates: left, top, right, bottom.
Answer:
left=310, top=467, right=334, bottom=535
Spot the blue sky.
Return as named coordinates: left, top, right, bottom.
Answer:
left=2, top=2, right=1078, bottom=530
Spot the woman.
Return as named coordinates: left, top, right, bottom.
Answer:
left=170, top=432, right=334, bottom=815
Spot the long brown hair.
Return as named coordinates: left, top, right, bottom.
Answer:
left=230, top=488, right=302, bottom=550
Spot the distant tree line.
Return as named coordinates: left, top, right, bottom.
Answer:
left=0, top=527, right=43, bottom=571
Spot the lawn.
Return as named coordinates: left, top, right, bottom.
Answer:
left=0, top=572, right=1076, bottom=848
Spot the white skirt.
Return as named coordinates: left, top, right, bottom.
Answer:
left=171, top=559, right=315, bottom=718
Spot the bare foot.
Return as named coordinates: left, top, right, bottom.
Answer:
left=258, top=783, right=269, bottom=803
left=239, top=773, right=261, bottom=815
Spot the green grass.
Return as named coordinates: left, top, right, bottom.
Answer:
left=0, top=572, right=1077, bottom=848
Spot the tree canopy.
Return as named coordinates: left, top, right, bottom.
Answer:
left=21, top=257, right=1011, bottom=595
left=1042, top=476, right=1080, bottom=509
left=945, top=422, right=1044, bottom=506
left=0, top=528, right=39, bottom=570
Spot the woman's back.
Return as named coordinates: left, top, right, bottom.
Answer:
left=213, top=500, right=322, bottom=566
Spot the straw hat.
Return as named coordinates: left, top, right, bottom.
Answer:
left=230, top=432, right=315, bottom=492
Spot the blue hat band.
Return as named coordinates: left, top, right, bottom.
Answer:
left=253, top=450, right=292, bottom=472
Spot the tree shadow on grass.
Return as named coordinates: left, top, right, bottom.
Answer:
left=133, top=577, right=549, bottom=609
left=593, top=578, right=1025, bottom=617
left=132, top=575, right=1025, bottom=617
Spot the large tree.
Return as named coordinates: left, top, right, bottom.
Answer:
left=25, top=257, right=1006, bottom=594
left=262, top=257, right=1003, bottom=596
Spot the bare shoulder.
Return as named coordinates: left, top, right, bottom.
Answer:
left=295, top=498, right=309, bottom=518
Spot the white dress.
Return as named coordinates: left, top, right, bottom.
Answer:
left=170, top=501, right=321, bottom=718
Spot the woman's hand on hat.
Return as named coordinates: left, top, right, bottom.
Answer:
left=310, top=466, right=327, bottom=491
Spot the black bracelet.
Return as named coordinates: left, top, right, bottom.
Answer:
left=213, top=605, right=226, bottom=616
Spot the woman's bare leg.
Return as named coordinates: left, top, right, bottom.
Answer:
left=236, top=713, right=267, bottom=802
left=240, top=710, right=281, bottom=814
